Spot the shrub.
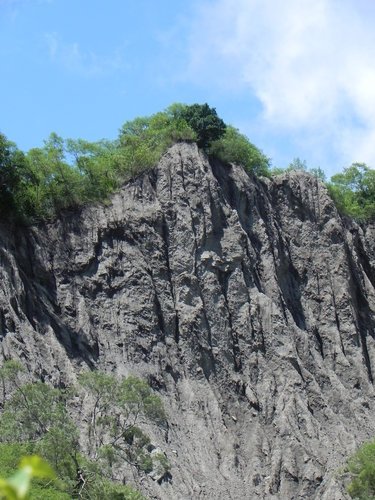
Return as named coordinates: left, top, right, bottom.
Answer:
left=0, top=368, right=164, bottom=498
left=209, top=125, right=270, bottom=175
left=118, top=108, right=196, bottom=175
left=347, top=440, right=375, bottom=499
left=0, top=103, right=272, bottom=223
left=328, top=163, right=375, bottom=220
left=177, top=103, right=226, bottom=149
left=0, top=446, right=68, bottom=499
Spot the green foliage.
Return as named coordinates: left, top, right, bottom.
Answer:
left=118, top=107, right=196, bottom=175
left=25, top=133, right=85, bottom=218
left=0, top=444, right=35, bottom=479
left=178, top=103, right=226, bottom=149
left=35, top=420, right=79, bottom=484
left=347, top=440, right=375, bottom=499
left=0, top=103, right=272, bottom=223
left=269, top=166, right=285, bottom=175
left=0, top=134, right=30, bottom=220
left=0, top=368, right=163, bottom=499
left=328, top=163, right=375, bottom=220
left=78, top=371, right=167, bottom=475
left=79, top=475, right=145, bottom=500
left=270, top=158, right=327, bottom=181
left=66, top=458, right=145, bottom=500
left=119, top=376, right=166, bottom=424
left=65, top=138, right=118, bottom=201
left=0, top=361, right=24, bottom=406
left=287, top=157, right=308, bottom=172
left=152, top=452, right=171, bottom=474
left=0, top=382, right=70, bottom=441
left=3, top=455, right=55, bottom=499
left=0, top=446, right=64, bottom=500
left=309, top=167, right=326, bottom=181
left=209, top=125, right=270, bottom=175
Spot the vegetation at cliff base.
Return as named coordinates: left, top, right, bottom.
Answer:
left=346, top=439, right=375, bottom=499
left=0, top=360, right=167, bottom=499
left=0, top=451, right=58, bottom=500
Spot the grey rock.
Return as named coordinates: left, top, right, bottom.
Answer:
left=0, top=142, right=374, bottom=499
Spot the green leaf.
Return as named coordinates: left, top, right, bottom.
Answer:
left=19, top=455, right=55, bottom=479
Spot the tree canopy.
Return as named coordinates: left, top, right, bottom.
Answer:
left=0, top=361, right=165, bottom=499
left=2, top=103, right=375, bottom=224
left=177, top=103, right=226, bottom=149
left=346, top=438, right=375, bottom=499
left=327, top=162, right=375, bottom=220
left=0, top=103, right=274, bottom=223
left=210, top=125, right=270, bottom=176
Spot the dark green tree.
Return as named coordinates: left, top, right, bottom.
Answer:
left=0, top=133, right=30, bottom=219
left=178, top=103, right=226, bottom=149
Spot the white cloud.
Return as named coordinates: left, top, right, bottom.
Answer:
left=44, top=33, right=126, bottom=78
left=185, top=0, right=375, bottom=170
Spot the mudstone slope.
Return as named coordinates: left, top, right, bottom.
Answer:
left=1, top=143, right=375, bottom=499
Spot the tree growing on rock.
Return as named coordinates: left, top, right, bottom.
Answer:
left=178, top=103, right=227, bottom=149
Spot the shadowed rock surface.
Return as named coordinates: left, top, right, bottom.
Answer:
left=1, top=142, right=375, bottom=499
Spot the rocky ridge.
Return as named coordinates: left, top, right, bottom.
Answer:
left=1, top=142, right=375, bottom=499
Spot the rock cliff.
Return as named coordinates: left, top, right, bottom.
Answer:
left=1, top=142, right=375, bottom=499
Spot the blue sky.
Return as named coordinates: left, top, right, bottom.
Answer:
left=1, top=0, right=375, bottom=176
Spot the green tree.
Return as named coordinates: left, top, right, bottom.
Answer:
left=309, top=166, right=326, bottom=181
left=287, top=157, right=308, bottom=171
left=328, top=163, right=375, bottom=219
left=286, top=158, right=326, bottom=181
left=40, top=133, right=84, bottom=212
left=347, top=440, right=375, bottom=499
left=25, top=135, right=84, bottom=219
left=0, top=370, right=162, bottom=498
left=65, top=138, right=118, bottom=201
left=118, top=108, right=195, bottom=175
left=0, top=361, right=25, bottom=406
left=0, top=380, right=80, bottom=491
left=178, top=103, right=226, bottom=149
left=209, top=125, right=270, bottom=175
left=78, top=371, right=168, bottom=475
left=0, top=134, right=31, bottom=220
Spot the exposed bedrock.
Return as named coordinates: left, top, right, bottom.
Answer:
left=1, top=143, right=375, bottom=499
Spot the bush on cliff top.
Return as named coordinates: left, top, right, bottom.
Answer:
left=0, top=103, right=270, bottom=223
left=327, top=162, right=375, bottom=220
left=2, top=102, right=373, bottom=223
left=273, top=157, right=375, bottom=221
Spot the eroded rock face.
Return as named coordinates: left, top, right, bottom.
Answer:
left=1, top=142, right=375, bottom=499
